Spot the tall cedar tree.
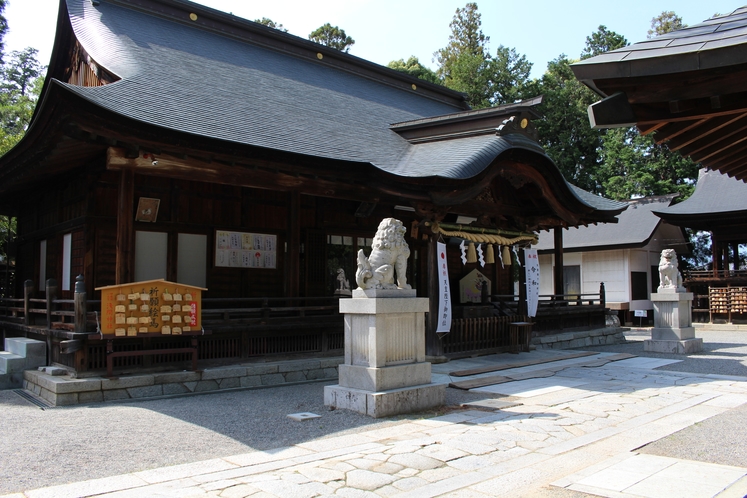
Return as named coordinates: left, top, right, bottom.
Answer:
left=434, top=3, right=532, bottom=108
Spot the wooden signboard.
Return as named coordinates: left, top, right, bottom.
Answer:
left=96, top=279, right=205, bottom=337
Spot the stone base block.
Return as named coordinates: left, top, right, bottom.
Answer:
left=644, top=338, right=703, bottom=354
left=338, top=362, right=431, bottom=392
left=651, top=326, right=695, bottom=341
left=324, top=383, right=445, bottom=418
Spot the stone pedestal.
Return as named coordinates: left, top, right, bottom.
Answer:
left=324, top=289, right=445, bottom=418
left=645, top=291, right=703, bottom=353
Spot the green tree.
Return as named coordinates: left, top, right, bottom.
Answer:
left=597, top=128, right=698, bottom=200
left=0, top=0, right=7, bottom=64
left=486, top=45, right=532, bottom=105
left=534, top=55, right=602, bottom=192
left=0, top=48, right=44, bottom=138
left=434, top=3, right=491, bottom=108
left=254, top=17, right=288, bottom=32
left=581, top=25, right=628, bottom=59
left=308, top=23, right=355, bottom=52
left=387, top=56, right=440, bottom=84
left=434, top=4, right=532, bottom=108
left=647, top=11, right=686, bottom=38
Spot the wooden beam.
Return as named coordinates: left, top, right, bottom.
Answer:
left=106, top=147, right=392, bottom=204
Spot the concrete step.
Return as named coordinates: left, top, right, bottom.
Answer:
left=4, top=338, right=46, bottom=370
left=0, top=351, right=25, bottom=374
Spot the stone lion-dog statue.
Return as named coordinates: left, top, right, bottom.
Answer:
left=355, top=218, right=412, bottom=290
left=658, top=248, right=684, bottom=292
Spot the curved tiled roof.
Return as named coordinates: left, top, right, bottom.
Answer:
left=37, top=0, right=624, bottom=216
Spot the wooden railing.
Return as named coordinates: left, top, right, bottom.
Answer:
left=0, top=276, right=346, bottom=372
left=685, top=269, right=747, bottom=280
left=490, top=285, right=607, bottom=333
left=443, top=315, right=528, bottom=356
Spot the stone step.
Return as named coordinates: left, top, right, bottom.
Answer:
left=0, top=351, right=26, bottom=374
left=0, top=371, right=23, bottom=389
left=4, top=338, right=46, bottom=370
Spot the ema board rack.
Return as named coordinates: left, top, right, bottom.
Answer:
left=96, top=279, right=205, bottom=337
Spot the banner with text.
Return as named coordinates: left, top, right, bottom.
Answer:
left=437, top=241, right=452, bottom=334
left=524, top=248, right=540, bottom=317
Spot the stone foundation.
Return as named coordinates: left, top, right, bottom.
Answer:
left=23, top=357, right=342, bottom=407
left=531, top=327, right=627, bottom=350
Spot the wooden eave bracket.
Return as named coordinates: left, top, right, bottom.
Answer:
left=588, top=92, right=637, bottom=129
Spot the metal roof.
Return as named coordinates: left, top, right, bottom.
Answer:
left=655, top=169, right=747, bottom=216
left=572, top=7, right=747, bottom=183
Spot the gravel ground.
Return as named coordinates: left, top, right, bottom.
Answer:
left=1, top=327, right=745, bottom=495
left=0, top=381, right=496, bottom=494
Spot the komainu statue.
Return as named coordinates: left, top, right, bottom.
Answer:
left=356, top=218, right=412, bottom=290
left=658, top=249, right=684, bottom=292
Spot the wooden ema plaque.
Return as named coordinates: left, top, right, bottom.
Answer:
left=97, top=279, right=205, bottom=337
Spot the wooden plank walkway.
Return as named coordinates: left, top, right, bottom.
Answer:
left=449, top=351, right=599, bottom=377
left=448, top=352, right=637, bottom=390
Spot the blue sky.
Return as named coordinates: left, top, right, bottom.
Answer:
left=5, top=1, right=744, bottom=79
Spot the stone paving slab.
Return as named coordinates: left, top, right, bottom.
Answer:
left=556, top=454, right=747, bottom=498
left=4, top=347, right=747, bottom=498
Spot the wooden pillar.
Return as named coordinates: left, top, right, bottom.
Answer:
left=425, top=234, right=443, bottom=357
left=553, top=227, right=564, bottom=297
left=115, top=169, right=134, bottom=284
left=711, top=234, right=719, bottom=277
left=46, top=278, right=57, bottom=330
left=23, top=279, right=33, bottom=326
left=287, top=192, right=300, bottom=297
left=74, top=275, right=87, bottom=333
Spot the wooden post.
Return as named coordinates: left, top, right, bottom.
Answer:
left=115, top=168, right=135, bottom=284
left=23, top=279, right=33, bottom=326
left=74, top=274, right=87, bottom=333
left=600, top=282, right=606, bottom=308
left=46, top=278, right=58, bottom=329
left=553, top=227, right=564, bottom=298
left=711, top=234, right=719, bottom=278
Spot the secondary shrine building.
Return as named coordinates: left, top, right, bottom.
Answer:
left=0, top=0, right=626, bottom=372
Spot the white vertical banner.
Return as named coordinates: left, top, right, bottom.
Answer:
left=524, top=248, right=540, bottom=317
left=436, top=242, right=452, bottom=334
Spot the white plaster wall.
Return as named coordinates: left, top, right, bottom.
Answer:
left=538, top=253, right=583, bottom=298
left=539, top=254, right=553, bottom=296
left=581, top=250, right=629, bottom=303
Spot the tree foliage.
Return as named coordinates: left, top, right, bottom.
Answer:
left=254, top=17, right=288, bottom=32
left=581, top=25, right=628, bottom=59
left=0, top=0, right=7, bottom=64
left=387, top=56, right=440, bottom=84
left=647, top=11, right=686, bottom=38
left=434, top=3, right=531, bottom=108
left=534, top=55, right=603, bottom=193
left=308, top=23, right=355, bottom=52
